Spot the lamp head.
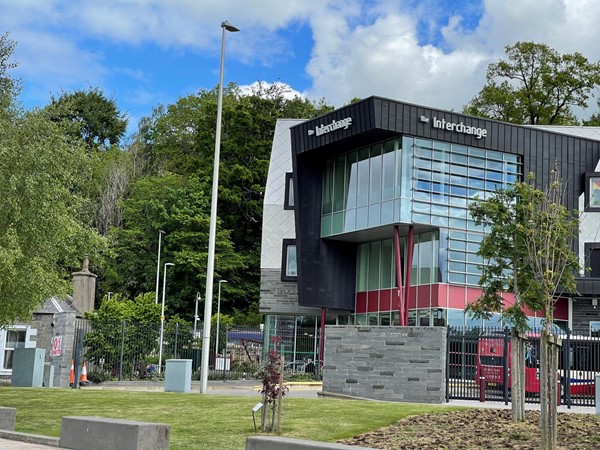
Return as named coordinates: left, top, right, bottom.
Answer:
left=165, top=262, right=175, bottom=268
left=221, top=21, right=239, bottom=32
left=219, top=279, right=228, bottom=284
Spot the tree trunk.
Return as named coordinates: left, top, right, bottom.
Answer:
left=511, top=329, right=525, bottom=422
left=540, top=331, right=560, bottom=450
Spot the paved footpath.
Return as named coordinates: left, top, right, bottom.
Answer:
left=0, top=439, right=59, bottom=449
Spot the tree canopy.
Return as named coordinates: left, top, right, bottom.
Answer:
left=463, top=42, right=600, bottom=125
left=97, top=83, right=332, bottom=321
left=46, top=88, right=128, bottom=150
left=466, top=170, right=579, bottom=330
left=0, top=36, right=105, bottom=324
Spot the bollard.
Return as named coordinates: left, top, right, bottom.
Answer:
left=479, top=376, right=485, bottom=403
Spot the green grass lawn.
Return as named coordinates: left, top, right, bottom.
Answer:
left=0, top=388, right=464, bottom=449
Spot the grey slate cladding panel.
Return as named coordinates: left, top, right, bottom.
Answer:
left=323, top=325, right=446, bottom=404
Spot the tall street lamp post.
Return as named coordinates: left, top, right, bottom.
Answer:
left=158, top=262, right=174, bottom=374
left=214, top=280, right=228, bottom=367
left=154, top=230, right=165, bottom=304
left=193, top=292, right=201, bottom=338
left=200, top=20, right=239, bottom=394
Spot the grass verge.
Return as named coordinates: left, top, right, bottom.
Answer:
left=0, top=388, right=464, bottom=449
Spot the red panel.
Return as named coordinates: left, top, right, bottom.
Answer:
left=466, top=286, right=482, bottom=303
left=367, top=291, right=380, bottom=312
left=356, top=292, right=367, bottom=314
left=437, top=284, right=448, bottom=308
left=406, top=286, right=418, bottom=309
left=379, top=289, right=392, bottom=312
left=554, top=297, right=568, bottom=320
left=447, top=285, right=467, bottom=309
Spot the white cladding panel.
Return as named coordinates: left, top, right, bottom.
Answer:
left=261, top=119, right=304, bottom=269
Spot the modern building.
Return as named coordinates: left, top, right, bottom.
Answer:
left=260, top=97, right=600, bottom=349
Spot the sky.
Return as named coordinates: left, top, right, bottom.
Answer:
left=3, top=0, right=600, bottom=137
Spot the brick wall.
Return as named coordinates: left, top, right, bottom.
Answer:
left=323, top=326, right=446, bottom=404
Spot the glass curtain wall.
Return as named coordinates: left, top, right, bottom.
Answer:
left=321, top=138, right=410, bottom=236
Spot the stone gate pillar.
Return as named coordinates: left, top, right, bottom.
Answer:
left=50, top=312, right=76, bottom=388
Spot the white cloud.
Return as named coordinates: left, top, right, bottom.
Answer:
left=303, top=0, right=600, bottom=112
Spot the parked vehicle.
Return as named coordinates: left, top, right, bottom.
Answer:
left=476, top=332, right=599, bottom=398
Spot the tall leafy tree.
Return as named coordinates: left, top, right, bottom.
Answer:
left=0, top=37, right=105, bottom=325
left=464, top=42, right=600, bottom=125
left=46, top=87, right=128, bottom=150
left=105, top=174, right=244, bottom=315
left=467, top=168, right=579, bottom=448
left=116, top=83, right=332, bottom=319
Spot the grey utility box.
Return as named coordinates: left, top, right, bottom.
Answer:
left=12, top=348, right=46, bottom=387
left=164, top=359, right=192, bottom=393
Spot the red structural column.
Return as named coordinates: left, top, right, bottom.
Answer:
left=403, top=225, right=414, bottom=326
left=393, top=225, right=405, bottom=326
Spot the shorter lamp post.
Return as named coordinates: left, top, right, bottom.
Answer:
left=158, top=262, right=174, bottom=374
left=215, top=280, right=228, bottom=367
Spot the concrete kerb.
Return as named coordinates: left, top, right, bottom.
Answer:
left=0, top=430, right=60, bottom=448
left=246, top=436, right=380, bottom=450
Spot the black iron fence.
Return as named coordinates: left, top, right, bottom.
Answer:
left=446, top=326, right=600, bottom=408
left=75, top=319, right=264, bottom=382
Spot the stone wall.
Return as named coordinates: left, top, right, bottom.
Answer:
left=323, top=326, right=446, bottom=404
left=51, top=312, right=77, bottom=388
left=260, top=269, right=320, bottom=316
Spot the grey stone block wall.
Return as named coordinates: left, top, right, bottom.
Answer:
left=323, top=326, right=446, bottom=404
left=51, top=312, right=77, bottom=388
left=30, top=314, right=54, bottom=362
left=260, top=269, right=321, bottom=316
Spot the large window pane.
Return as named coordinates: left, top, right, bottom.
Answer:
left=382, top=149, right=395, bottom=201
left=333, top=155, right=346, bottom=212
left=357, top=148, right=369, bottom=207
left=368, top=241, right=381, bottom=290
left=357, top=243, right=369, bottom=291
left=369, top=144, right=382, bottom=204
left=381, top=239, right=393, bottom=289
left=322, top=160, right=334, bottom=214
left=346, top=152, right=358, bottom=208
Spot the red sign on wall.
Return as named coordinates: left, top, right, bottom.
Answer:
left=52, top=336, right=62, bottom=356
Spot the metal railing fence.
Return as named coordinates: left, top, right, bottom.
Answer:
left=447, top=326, right=600, bottom=408
left=74, top=319, right=265, bottom=382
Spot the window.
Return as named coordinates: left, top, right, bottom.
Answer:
left=3, top=329, right=26, bottom=370
left=284, top=173, right=294, bottom=210
left=590, top=321, right=600, bottom=337
left=281, top=239, right=297, bottom=281
left=585, top=172, right=600, bottom=212
left=585, top=243, right=600, bottom=277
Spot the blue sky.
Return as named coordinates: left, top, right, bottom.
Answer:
left=3, top=0, right=600, bottom=137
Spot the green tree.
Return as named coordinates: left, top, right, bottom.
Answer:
left=46, top=87, right=128, bottom=150
left=0, top=36, right=105, bottom=325
left=467, top=168, right=579, bottom=448
left=112, top=83, right=332, bottom=319
left=464, top=42, right=600, bottom=125
left=83, top=292, right=161, bottom=378
left=584, top=99, right=600, bottom=126
left=0, top=33, right=18, bottom=111
left=104, top=174, right=244, bottom=314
